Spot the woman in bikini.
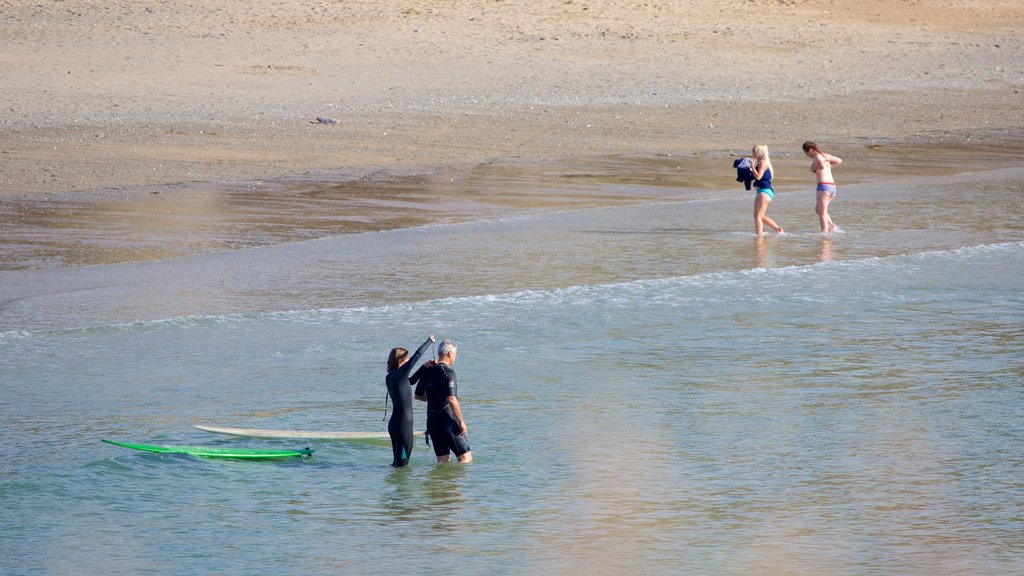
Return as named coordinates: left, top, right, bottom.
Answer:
left=751, top=144, right=783, bottom=236
left=803, top=141, right=843, bottom=233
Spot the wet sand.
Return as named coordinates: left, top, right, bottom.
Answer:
left=4, top=141, right=1023, bottom=271
left=1, top=0, right=1022, bottom=269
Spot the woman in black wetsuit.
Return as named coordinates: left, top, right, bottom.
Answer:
left=385, top=335, right=434, bottom=467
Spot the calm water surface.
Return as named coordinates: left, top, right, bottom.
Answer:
left=2, top=163, right=1023, bottom=575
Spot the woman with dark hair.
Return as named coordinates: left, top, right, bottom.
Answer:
left=803, top=141, right=843, bottom=233
left=385, top=335, right=434, bottom=467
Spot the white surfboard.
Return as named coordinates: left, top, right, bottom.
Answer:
left=195, top=424, right=422, bottom=440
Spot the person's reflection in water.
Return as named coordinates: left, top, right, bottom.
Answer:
left=423, top=462, right=468, bottom=529
left=753, top=236, right=770, bottom=269
left=818, top=235, right=835, bottom=263
left=382, top=466, right=420, bottom=522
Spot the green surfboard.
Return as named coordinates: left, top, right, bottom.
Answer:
left=102, top=439, right=314, bottom=459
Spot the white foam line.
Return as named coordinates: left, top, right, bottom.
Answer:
left=5, top=241, right=1020, bottom=340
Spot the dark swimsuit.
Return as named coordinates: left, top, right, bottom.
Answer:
left=754, top=166, right=774, bottom=200
left=385, top=338, right=432, bottom=467
left=414, top=364, right=471, bottom=459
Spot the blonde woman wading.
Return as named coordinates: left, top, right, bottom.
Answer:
left=751, top=144, right=783, bottom=235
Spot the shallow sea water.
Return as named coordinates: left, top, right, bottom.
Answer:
left=2, top=162, right=1023, bottom=575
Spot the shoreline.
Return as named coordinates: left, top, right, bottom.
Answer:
left=2, top=0, right=1022, bottom=270
left=3, top=139, right=1023, bottom=272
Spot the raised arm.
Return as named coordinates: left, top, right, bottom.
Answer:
left=408, top=336, right=435, bottom=368
left=397, top=336, right=435, bottom=381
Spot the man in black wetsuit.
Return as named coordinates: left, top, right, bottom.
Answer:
left=385, top=335, right=434, bottom=467
left=414, top=339, right=472, bottom=464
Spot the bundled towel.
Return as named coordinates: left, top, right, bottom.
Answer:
left=733, top=157, right=754, bottom=190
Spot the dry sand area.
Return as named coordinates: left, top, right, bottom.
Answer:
left=1, top=0, right=1022, bottom=200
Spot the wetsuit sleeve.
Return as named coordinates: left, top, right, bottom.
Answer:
left=410, top=364, right=427, bottom=386
left=413, top=366, right=428, bottom=398
left=446, top=369, right=458, bottom=398
left=411, top=337, right=433, bottom=365
left=396, top=337, right=434, bottom=381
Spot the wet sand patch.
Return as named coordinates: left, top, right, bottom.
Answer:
left=3, top=140, right=1022, bottom=271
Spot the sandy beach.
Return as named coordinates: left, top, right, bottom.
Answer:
left=2, top=0, right=1023, bottom=262
left=5, top=4, right=1024, bottom=573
